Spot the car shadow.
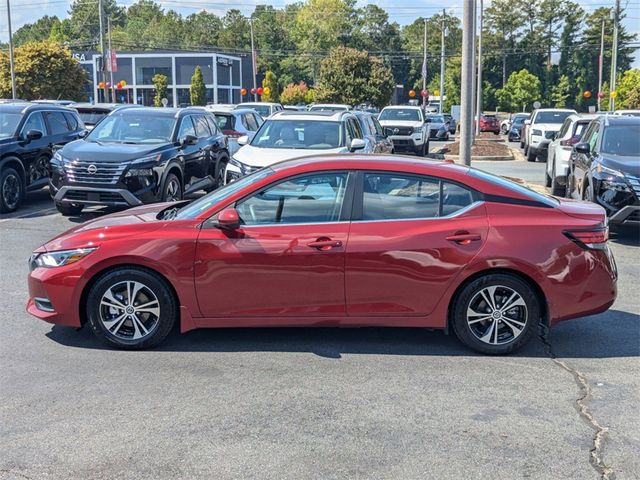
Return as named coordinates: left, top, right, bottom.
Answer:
left=610, top=226, right=640, bottom=247
left=45, top=309, right=639, bottom=359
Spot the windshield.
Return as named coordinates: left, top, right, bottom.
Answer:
left=469, top=168, right=559, bottom=207
left=250, top=119, right=344, bottom=149
left=77, top=110, right=109, bottom=126
left=602, top=125, right=640, bottom=156
left=427, top=115, right=445, bottom=123
left=243, top=104, right=271, bottom=117
left=175, top=168, right=275, bottom=220
left=309, top=105, right=348, bottom=112
left=379, top=109, right=421, bottom=122
left=535, top=111, right=573, bottom=124
left=86, top=112, right=176, bottom=144
left=0, top=112, right=22, bottom=138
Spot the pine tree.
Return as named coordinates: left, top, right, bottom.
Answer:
left=190, top=66, right=206, bottom=106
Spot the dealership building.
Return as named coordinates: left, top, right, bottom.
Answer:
left=73, top=50, right=255, bottom=107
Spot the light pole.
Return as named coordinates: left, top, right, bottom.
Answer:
left=250, top=19, right=257, bottom=102
left=6, top=0, right=17, bottom=99
left=422, top=18, right=428, bottom=109
left=439, top=10, right=446, bottom=114
left=597, top=18, right=605, bottom=111
left=609, top=1, right=619, bottom=111
left=460, top=0, right=475, bottom=166
left=475, top=0, right=484, bottom=136
left=98, top=0, right=107, bottom=102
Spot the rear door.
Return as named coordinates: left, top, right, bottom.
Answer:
left=18, top=112, right=50, bottom=188
left=176, top=115, right=202, bottom=183
left=345, top=171, right=489, bottom=317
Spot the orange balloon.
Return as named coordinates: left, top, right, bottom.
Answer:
left=583, top=90, right=592, bottom=98
left=408, top=90, right=416, bottom=98
left=240, top=88, right=247, bottom=96
left=98, top=82, right=106, bottom=89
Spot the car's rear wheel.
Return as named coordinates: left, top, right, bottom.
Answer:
left=451, top=274, right=539, bottom=355
left=0, top=167, right=23, bottom=213
left=550, top=160, right=565, bottom=196
left=86, top=267, right=177, bottom=349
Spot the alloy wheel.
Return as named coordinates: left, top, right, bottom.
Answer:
left=2, top=173, right=20, bottom=210
left=99, top=280, right=161, bottom=341
left=466, top=285, right=528, bottom=345
left=165, top=179, right=180, bottom=202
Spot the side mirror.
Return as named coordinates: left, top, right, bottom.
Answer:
left=237, top=135, right=249, bottom=146
left=78, top=130, right=88, bottom=138
left=25, top=129, right=43, bottom=141
left=574, top=142, right=590, bottom=155
left=424, top=118, right=432, bottom=123
left=181, top=134, right=198, bottom=146
left=349, top=138, right=366, bottom=152
left=523, top=120, right=531, bottom=125
left=215, top=208, right=240, bottom=230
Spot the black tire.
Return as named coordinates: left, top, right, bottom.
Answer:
left=550, top=160, right=565, bottom=196
left=55, top=202, right=83, bottom=216
left=161, top=172, right=182, bottom=202
left=0, top=167, right=23, bottom=213
left=520, top=140, right=525, bottom=149
left=526, top=148, right=537, bottom=162
left=416, top=142, right=426, bottom=157
left=501, top=125, right=508, bottom=135
left=451, top=273, right=540, bottom=355
left=213, top=155, right=228, bottom=190
left=86, top=267, right=177, bottom=349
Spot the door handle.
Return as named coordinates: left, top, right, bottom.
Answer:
left=307, top=239, right=343, bottom=251
left=446, top=232, right=481, bottom=245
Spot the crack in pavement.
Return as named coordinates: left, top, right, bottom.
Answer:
left=538, top=323, right=615, bottom=480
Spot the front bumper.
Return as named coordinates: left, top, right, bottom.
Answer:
left=53, top=185, right=144, bottom=207
left=609, top=205, right=640, bottom=225
left=387, top=134, right=425, bottom=151
left=27, top=265, right=84, bottom=327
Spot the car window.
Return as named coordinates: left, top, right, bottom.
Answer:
left=0, top=113, right=22, bottom=138
left=347, top=118, right=362, bottom=139
left=379, top=109, right=421, bottom=122
left=45, top=111, right=71, bottom=135
left=243, top=113, right=259, bottom=131
left=213, top=114, right=234, bottom=131
left=534, top=111, right=573, bottom=124
left=204, top=115, right=220, bottom=135
left=177, top=116, right=196, bottom=139
left=253, top=113, right=264, bottom=127
left=601, top=124, right=640, bottom=156
left=86, top=112, right=176, bottom=144
left=442, top=182, right=475, bottom=216
left=372, top=117, right=384, bottom=136
left=573, top=121, right=589, bottom=139
left=557, top=118, right=571, bottom=138
left=21, top=112, right=47, bottom=135
left=588, top=124, right=599, bottom=151
left=236, top=172, right=348, bottom=225
left=63, top=112, right=80, bottom=131
left=251, top=119, right=344, bottom=149
left=362, top=173, right=441, bottom=221
left=194, top=115, right=211, bottom=138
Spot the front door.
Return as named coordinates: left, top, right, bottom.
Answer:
left=194, top=171, right=353, bottom=319
left=345, top=172, right=489, bottom=317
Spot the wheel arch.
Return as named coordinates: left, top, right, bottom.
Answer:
left=446, top=267, right=550, bottom=333
left=164, top=162, right=183, bottom=187
left=0, top=155, right=27, bottom=187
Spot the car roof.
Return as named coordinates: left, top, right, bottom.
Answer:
left=382, top=105, right=422, bottom=110
left=270, top=110, right=349, bottom=121
left=240, top=102, right=280, bottom=107
left=534, top=108, right=577, bottom=113
left=598, top=114, right=640, bottom=125
left=0, top=102, right=73, bottom=114
left=114, top=107, right=208, bottom=117
left=72, top=102, right=141, bottom=110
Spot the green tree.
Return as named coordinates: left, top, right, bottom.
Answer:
left=315, top=47, right=394, bottom=108
left=68, top=0, right=125, bottom=44
left=0, top=42, right=86, bottom=100
left=261, top=71, right=279, bottom=102
left=550, top=74, right=571, bottom=108
left=152, top=74, right=168, bottom=107
left=12, top=16, right=62, bottom=46
left=485, top=0, right=525, bottom=86
left=218, top=10, right=251, bottom=50
left=49, top=19, right=70, bottom=43
left=183, top=11, right=222, bottom=48
left=190, top=66, right=206, bottom=106
left=495, top=69, right=541, bottom=112
left=617, top=69, right=640, bottom=109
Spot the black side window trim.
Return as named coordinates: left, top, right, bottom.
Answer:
left=481, top=193, right=554, bottom=209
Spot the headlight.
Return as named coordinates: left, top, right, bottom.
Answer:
left=125, top=154, right=161, bottom=178
left=532, top=129, right=542, bottom=136
left=29, top=247, right=97, bottom=271
left=130, top=154, right=161, bottom=166
left=596, top=164, right=625, bottom=179
left=413, top=126, right=422, bottom=134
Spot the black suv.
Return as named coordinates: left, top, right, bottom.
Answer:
left=567, top=115, right=640, bottom=226
left=0, top=102, right=85, bottom=212
left=50, top=107, right=229, bottom=215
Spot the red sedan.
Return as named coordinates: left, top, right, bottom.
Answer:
left=27, top=156, right=617, bottom=354
left=479, top=114, right=501, bottom=134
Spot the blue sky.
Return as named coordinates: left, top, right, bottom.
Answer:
left=1, top=0, right=638, bottom=67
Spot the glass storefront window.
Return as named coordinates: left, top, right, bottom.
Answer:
left=135, top=57, right=172, bottom=85
left=176, top=57, right=214, bottom=85
left=137, top=88, right=173, bottom=107
left=113, top=57, right=133, bottom=86
left=232, top=89, right=241, bottom=104
left=217, top=59, right=231, bottom=85
left=217, top=88, right=230, bottom=104
left=232, top=61, right=240, bottom=87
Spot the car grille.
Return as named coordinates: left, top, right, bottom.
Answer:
left=545, top=131, right=557, bottom=139
left=63, top=189, right=130, bottom=205
left=384, top=126, right=413, bottom=136
left=626, top=174, right=640, bottom=198
left=628, top=209, right=640, bottom=222
left=63, top=158, right=126, bottom=184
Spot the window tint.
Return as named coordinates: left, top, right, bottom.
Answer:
left=194, top=115, right=211, bottom=138
left=243, top=113, right=259, bottom=131
left=64, top=112, right=80, bottom=131
left=254, top=113, right=264, bottom=127
left=601, top=124, right=640, bottom=156
left=573, top=121, right=589, bottom=138
left=557, top=118, right=571, bottom=138
left=213, top=113, right=234, bottom=131
left=362, top=173, right=441, bottom=220
left=177, top=116, right=196, bottom=139
left=21, top=112, right=47, bottom=135
left=350, top=118, right=363, bottom=138
left=45, top=111, right=70, bottom=135
left=204, top=115, right=220, bottom=135
left=442, top=182, right=474, bottom=216
left=372, top=117, right=384, bottom=136
left=588, top=124, right=599, bottom=151
left=236, top=173, right=348, bottom=225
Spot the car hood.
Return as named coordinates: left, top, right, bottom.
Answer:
left=531, top=123, right=563, bottom=132
left=42, top=202, right=175, bottom=252
left=601, top=154, right=640, bottom=177
left=61, top=139, right=170, bottom=162
left=0, top=136, right=19, bottom=148
left=378, top=120, right=423, bottom=128
left=233, top=144, right=349, bottom=167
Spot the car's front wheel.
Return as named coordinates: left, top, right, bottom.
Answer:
left=0, top=167, right=23, bottom=213
left=86, top=267, right=177, bottom=349
left=451, top=274, right=539, bottom=355
left=161, top=173, right=182, bottom=202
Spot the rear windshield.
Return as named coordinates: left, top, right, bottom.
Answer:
left=573, top=121, right=590, bottom=138
left=469, top=169, right=559, bottom=207
left=213, top=113, right=235, bottom=131
left=76, top=109, right=109, bottom=126
left=602, top=125, right=640, bottom=156
left=243, top=104, right=271, bottom=117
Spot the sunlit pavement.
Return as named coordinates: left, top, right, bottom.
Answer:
left=0, top=159, right=638, bottom=480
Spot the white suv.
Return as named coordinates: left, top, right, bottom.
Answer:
left=378, top=106, right=430, bottom=156
left=523, top=108, right=576, bottom=162
left=225, top=110, right=370, bottom=183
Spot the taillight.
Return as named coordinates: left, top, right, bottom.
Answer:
left=223, top=129, right=242, bottom=138
left=560, top=136, right=580, bottom=147
left=564, top=227, right=609, bottom=250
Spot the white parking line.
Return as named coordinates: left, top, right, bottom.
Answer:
left=0, top=207, right=58, bottom=223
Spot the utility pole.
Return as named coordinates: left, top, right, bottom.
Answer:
left=422, top=18, right=428, bottom=109
left=98, top=0, right=107, bottom=103
left=250, top=19, right=257, bottom=102
left=609, top=1, right=619, bottom=111
left=460, top=0, right=475, bottom=166
left=470, top=0, right=477, bottom=142
left=6, top=0, right=17, bottom=99
left=108, top=17, right=115, bottom=104
left=597, top=18, right=605, bottom=111
left=475, top=0, right=484, bottom=136
left=439, top=10, right=446, bottom=114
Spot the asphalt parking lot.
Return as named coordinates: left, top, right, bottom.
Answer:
left=1, top=153, right=638, bottom=480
